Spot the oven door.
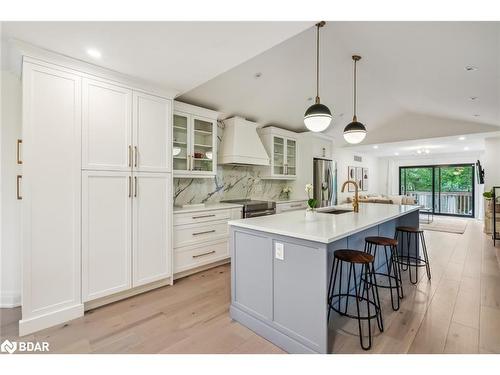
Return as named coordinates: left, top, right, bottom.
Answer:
left=245, top=208, right=276, bottom=218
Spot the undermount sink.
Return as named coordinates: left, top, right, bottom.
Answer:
left=320, top=209, right=352, bottom=215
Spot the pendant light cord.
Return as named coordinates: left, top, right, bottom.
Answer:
left=316, top=23, right=320, bottom=101
left=353, top=58, right=357, bottom=119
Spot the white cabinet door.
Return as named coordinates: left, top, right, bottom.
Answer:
left=21, top=62, right=82, bottom=320
left=82, top=171, right=132, bottom=301
left=82, top=79, right=132, bottom=171
left=133, top=92, right=172, bottom=173
left=132, top=172, right=172, bottom=287
left=285, top=138, right=297, bottom=177
left=272, top=136, right=286, bottom=176
left=190, top=116, right=216, bottom=176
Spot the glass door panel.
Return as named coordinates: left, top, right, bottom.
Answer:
left=273, top=136, right=285, bottom=175
left=192, top=117, right=214, bottom=172
left=173, top=113, right=189, bottom=171
left=435, top=165, right=474, bottom=216
left=286, top=139, right=296, bottom=176
left=399, top=167, right=433, bottom=210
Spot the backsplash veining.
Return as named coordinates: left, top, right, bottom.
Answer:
left=174, top=165, right=287, bottom=206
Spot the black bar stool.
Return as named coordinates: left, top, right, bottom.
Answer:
left=327, top=249, right=383, bottom=350
left=395, top=226, right=431, bottom=285
left=362, top=236, right=403, bottom=311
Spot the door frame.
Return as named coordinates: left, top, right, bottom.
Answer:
left=399, top=163, right=475, bottom=218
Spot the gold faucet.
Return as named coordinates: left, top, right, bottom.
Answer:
left=341, top=180, right=360, bottom=213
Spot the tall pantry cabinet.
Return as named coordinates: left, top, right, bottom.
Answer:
left=19, top=51, right=174, bottom=335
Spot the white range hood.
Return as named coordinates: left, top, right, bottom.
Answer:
left=218, top=117, right=270, bottom=166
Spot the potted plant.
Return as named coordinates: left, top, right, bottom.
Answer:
left=281, top=186, right=292, bottom=201
left=484, top=190, right=493, bottom=234
left=305, top=183, right=318, bottom=221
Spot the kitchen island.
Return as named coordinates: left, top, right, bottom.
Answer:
left=228, top=203, right=420, bottom=354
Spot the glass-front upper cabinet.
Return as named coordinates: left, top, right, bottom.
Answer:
left=173, top=102, right=218, bottom=178
left=258, top=126, right=298, bottom=180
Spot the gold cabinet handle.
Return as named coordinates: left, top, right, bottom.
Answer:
left=192, top=250, right=216, bottom=259
left=16, top=175, right=22, bottom=200
left=134, top=176, right=138, bottom=197
left=128, top=145, right=132, bottom=168
left=17, top=139, right=23, bottom=165
left=192, top=229, right=216, bottom=236
left=128, top=176, right=132, bottom=198
left=134, top=146, right=138, bottom=168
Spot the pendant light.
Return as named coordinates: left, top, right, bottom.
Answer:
left=343, top=55, right=367, bottom=144
left=304, top=21, right=332, bottom=132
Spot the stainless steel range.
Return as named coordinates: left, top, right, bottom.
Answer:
left=222, top=199, right=276, bottom=218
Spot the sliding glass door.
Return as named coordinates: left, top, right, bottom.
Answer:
left=400, top=164, right=475, bottom=218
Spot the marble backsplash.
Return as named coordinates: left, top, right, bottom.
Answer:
left=174, top=165, right=289, bottom=206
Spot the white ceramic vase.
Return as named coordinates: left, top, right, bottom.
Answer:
left=305, top=208, right=317, bottom=221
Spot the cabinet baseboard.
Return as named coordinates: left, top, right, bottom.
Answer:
left=19, top=303, right=84, bottom=337
left=83, top=277, right=173, bottom=311
left=174, top=258, right=230, bottom=280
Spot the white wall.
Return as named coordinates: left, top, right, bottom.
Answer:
left=0, top=68, right=22, bottom=307
left=378, top=151, right=485, bottom=219
left=333, top=147, right=381, bottom=203
left=483, top=137, right=500, bottom=191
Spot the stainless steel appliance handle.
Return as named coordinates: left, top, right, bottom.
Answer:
left=245, top=209, right=275, bottom=218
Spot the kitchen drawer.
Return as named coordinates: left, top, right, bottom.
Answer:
left=276, top=201, right=307, bottom=213
left=174, top=240, right=229, bottom=273
left=174, top=209, right=231, bottom=226
left=174, top=220, right=228, bottom=248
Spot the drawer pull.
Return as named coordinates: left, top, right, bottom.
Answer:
left=192, top=214, right=216, bottom=219
left=192, top=250, right=216, bottom=259
left=192, top=229, right=216, bottom=236
left=290, top=203, right=303, bottom=208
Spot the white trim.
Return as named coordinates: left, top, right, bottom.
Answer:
left=18, top=304, right=84, bottom=337
left=174, top=101, right=219, bottom=120
left=0, top=292, right=21, bottom=308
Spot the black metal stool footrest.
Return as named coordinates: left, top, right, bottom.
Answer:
left=328, top=293, right=381, bottom=321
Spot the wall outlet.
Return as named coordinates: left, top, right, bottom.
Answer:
left=275, top=242, right=284, bottom=260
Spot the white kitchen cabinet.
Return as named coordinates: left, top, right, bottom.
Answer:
left=134, top=92, right=172, bottom=173
left=82, top=79, right=132, bottom=171
left=132, top=172, right=172, bottom=287
left=20, top=62, right=82, bottom=334
left=82, top=171, right=132, bottom=302
left=258, top=126, right=298, bottom=180
left=173, top=101, right=218, bottom=178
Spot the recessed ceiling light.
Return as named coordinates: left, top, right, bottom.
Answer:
left=394, top=152, right=399, bottom=156
left=473, top=114, right=480, bottom=117
left=373, top=145, right=379, bottom=149
left=425, top=149, right=430, bottom=154
left=86, top=48, right=101, bottom=59
left=459, top=136, right=466, bottom=141
left=469, top=96, right=478, bottom=101
left=307, top=97, right=313, bottom=101
left=464, top=146, right=470, bottom=151
left=464, top=65, right=478, bottom=72
left=254, top=72, right=262, bottom=79
left=417, top=150, right=422, bottom=154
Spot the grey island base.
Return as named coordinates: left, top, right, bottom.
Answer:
left=228, top=204, right=420, bottom=354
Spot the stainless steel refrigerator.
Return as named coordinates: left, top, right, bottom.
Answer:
left=313, top=158, right=337, bottom=207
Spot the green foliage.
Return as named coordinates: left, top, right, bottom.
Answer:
left=308, top=198, right=318, bottom=209
left=401, top=166, right=473, bottom=192
left=483, top=191, right=493, bottom=199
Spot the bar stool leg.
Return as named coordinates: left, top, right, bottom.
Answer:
left=420, top=231, right=432, bottom=280
left=383, top=244, right=400, bottom=311
left=368, top=262, right=384, bottom=332
left=327, top=257, right=339, bottom=322
left=392, top=243, right=404, bottom=299
left=352, top=262, right=371, bottom=350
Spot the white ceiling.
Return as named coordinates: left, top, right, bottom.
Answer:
left=345, top=131, right=500, bottom=157
left=180, top=22, right=500, bottom=144
left=1, top=21, right=312, bottom=93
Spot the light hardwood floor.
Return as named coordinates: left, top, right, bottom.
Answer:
left=1, top=218, right=499, bottom=354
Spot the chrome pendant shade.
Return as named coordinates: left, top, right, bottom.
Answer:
left=304, top=21, right=332, bottom=132
left=343, top=55, right=367, bottom=144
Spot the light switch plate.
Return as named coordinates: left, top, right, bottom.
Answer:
left=275, top=242, right=284, bottom=260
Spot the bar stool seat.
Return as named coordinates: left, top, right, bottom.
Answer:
left=327, top=249, right=383, bottom=350
left=362, top=236, right=403, bottom=311
left=395, top=226, right=431, bottom=285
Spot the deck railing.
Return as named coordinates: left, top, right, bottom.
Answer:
left=405, top=191, right=473, bottom=216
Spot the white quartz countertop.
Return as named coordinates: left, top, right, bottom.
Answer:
left=174, top=202, right=243, bottom=214
left=229, top=203, right=420, bottom=243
